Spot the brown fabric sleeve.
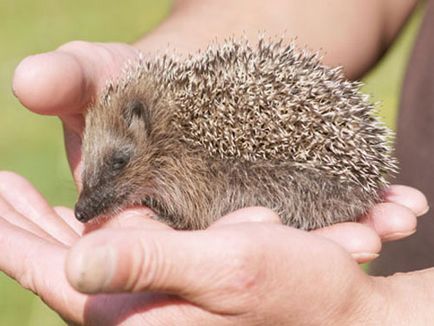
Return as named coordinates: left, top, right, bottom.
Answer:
left=370, top=1, right=434, bottom=275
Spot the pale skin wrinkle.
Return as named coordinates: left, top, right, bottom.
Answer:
left=8, top=0, right=434, bottom=324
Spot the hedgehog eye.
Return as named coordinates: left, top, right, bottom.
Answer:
left=111, top=153, right=130, bottom=171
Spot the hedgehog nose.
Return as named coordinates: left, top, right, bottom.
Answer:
left=74, top=204, right=91, bottom=222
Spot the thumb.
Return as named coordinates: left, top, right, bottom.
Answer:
left=13, top=41, right=138, bottom=180
left=13, top=41, right=137, bottom=119
left=65, top=225, right=273, bottom=314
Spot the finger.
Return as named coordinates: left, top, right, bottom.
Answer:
left=384, top=185, right=429, bottom=217
left=0, top=195, right=58, bottom=243
left=62, top=120, right=84, bottom=183
left=0, top=171, right=79, bottom=245
left=210, top=206, right=282, bottom=228
left=312, top=223, right=381, bottom=263
left=84, top=293, right=230, bottom=326
left=53, top=206, right=84, bottom=235
left=66, top=223, right=358, bottom=317
left=66, top=228, right=216, bottom=294
left=99, top=207, right=172, bottom=230
left=80, top=208, right=170, bottom=234
left=359, top=202, right=417, bottom=242
left=66, top=226, right=269, bottom=314
left=13, top=51, right=87, bottom=117
left=13, top=41, right=137, bottom=118
left=13, top=42, right=139, bottom=180
left=0, top=217, right=87, bottom=323
left=0, top=216, right=229, bottom=325
left=0, top=172, right=68, bottom=244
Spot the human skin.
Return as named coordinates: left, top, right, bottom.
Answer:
left=0, top=171, right=428, bottom=325
left=7, top=0, right=433, bottom=324
left=13, top=0, right=418, bottom=182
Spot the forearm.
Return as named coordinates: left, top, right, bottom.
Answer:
left=135, top=0, right=418, bottom=79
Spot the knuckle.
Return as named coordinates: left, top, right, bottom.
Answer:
left=127, top=236, right=164, bottom=292
left=224, top=236, right=265, bottom=294
left=250, top=206, right=281, bottom=223
left=250, top=206, right=278, bottom=217
left=17, top=255, right=37, bottom=294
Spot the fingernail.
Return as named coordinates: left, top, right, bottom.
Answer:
left=351, top=252, right=379, bottom=263
left=385, top=191, right=429, bottom=217
left=382, top=229, right=416, bottom=242
left=70, top=245, right=116, bottom=293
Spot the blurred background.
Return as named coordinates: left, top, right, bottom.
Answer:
left=0, top=1, right=424, bottom=324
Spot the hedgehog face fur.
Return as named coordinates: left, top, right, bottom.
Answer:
left=76, top=72, right=221, bottom=229
left=75, top=38, right=397, bottom=230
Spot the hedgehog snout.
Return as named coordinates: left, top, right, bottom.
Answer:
left=74, top=202, right=92, bottom=222
left=74, top=194, right=100, bottom=222
left=74, top=184, right=116, bottom=223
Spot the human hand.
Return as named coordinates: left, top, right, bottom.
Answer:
left=0, top=171, right=427, bottom=325
left=10, top=40, right=429, bottom=324
left=13, top=41, right=139, bottom=183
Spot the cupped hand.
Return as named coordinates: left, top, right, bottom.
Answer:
left=13, top=41, right=139, bottom=183
left=9, top=41, right=429, bottom=324
left=0, top=171, right=428, bottom=325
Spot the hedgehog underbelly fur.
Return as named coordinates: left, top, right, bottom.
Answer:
left=77, top=37, right=397, bottom=230
left=152, top=150, right=385, bottom=231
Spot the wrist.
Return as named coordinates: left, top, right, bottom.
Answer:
left=378, top=268, right=434, bottom=325
left=330, top=276, right=391, bottom=326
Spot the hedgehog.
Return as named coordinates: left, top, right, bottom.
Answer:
left=74, top=38, right=397, bottom=231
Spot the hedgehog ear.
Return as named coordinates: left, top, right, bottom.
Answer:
left=123, top=100, right=151, bottom=135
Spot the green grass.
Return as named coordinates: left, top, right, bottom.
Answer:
left=0, top=1, right=171, bottom=325
left=0, top=1, right=423, bottom=325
